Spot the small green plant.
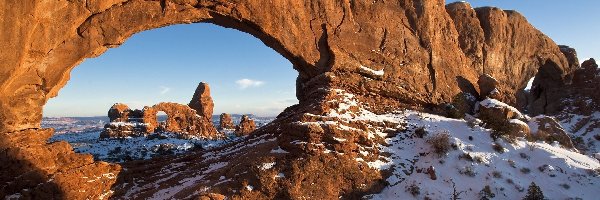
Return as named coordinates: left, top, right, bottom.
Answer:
left=523, top=182, right=545, bottom=200
left=479, top=185, right=496, bottom=200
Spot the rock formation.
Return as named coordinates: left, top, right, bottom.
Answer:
left=235, top=115, right=256, bottom=136
left=189, top=82, right=214, bottom=119
left=143, top=102, right=218, bottom=138
left=477, top=74, right=500, bottom=99
left=529, top=116, right=574, bottom=148
left=108, top=103, right=131, bottom=122
left=0, top=0, right=584, bottom=198
left=102, top=102, right=219, bottom=139
left=219, top=113, right=235, bottom=130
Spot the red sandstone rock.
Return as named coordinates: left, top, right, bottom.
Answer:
left=529, top=116, right=574, bottom=148
left=235, top=115, right=256, bottom=136
left=143, top=102, right=219, bottom=138
left=0, top=0, right=582, bottom=199
left=477, top=74, right=500, bottom=99
left=189, top=82, right=214, bottom=119
left=108, top=103, right=130, bottom=122
left=219, top=113, right=235, bottom=130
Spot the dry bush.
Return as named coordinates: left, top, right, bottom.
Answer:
left=427, top=132, right=452, bottom=156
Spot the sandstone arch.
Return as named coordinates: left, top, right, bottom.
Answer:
left=142, top=102, right=218, bottom=137
left=1, top=0, right=579, bottom=199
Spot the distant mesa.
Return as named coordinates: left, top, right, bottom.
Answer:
left=101, top=82, right=258, bottom=139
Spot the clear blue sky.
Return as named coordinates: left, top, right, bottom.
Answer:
left=44, top=23, right=297, bottom=117
left=44, top=1, right=599, bottom=117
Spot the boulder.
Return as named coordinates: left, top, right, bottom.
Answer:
left=189, top=82, right=214, bottom=119
left=219, top=113, right=235, bottom=130
left=528, top=116, right=574, bottom=148
left=478, top=98, right=529, bottom=138
left=235, top=115, right=256, bottom=136
left=508, top=119, right=531, bottom=138
left=477, top=74, right=500, bottom=99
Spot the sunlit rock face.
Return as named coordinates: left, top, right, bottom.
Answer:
left=0, top=0, right=578, bottom=199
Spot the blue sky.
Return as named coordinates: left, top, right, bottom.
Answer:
left=44, top=23, right=297, bottom=117
left=44, top=1, right=599, bottom=117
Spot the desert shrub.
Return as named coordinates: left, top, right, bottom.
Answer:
left=523, top=182, right=545, bottom=200
left=519, top=152, right=530, bottom=160
left=406, top=182, right=420, bottom=197
left=508, top=159, right=516, bottom=168
left=448, top=179, right=466, bottom=200
left=492, top=142, right=505, bottom=153
left=492, top=171, right=502, bottom=179
left=506, top=178, right=514, bottom=184
left=427, top=132, right=452, bottom=156
left=414, top=127, right=428, bottom=138
left=559, top=183, right=570, bottom=190
left=459, top=166, right=477, bottom=177
left=520, top=167, right=531, bottom=174
left=468, top=136, right=474, bottom=141
left=446, top=93, right=473, bottom=119
left=594, top=134, right=600, bottom=141
left=479, top=185, right=496, bottom=200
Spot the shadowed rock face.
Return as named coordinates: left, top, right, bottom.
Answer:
left=0, top=0, right=576, bottom=198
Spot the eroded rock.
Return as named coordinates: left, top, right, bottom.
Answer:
left=529, top=116, right=574, bottom=148
left=0, top=0, right=581, bottom=199
left=219, top=113, right=235, bottom=130
left=235, top=115, right=256, bottom=136
left=189, top=82, right=214, bottom=119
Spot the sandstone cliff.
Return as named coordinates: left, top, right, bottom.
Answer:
left=0, top=0, right=580, bottom=199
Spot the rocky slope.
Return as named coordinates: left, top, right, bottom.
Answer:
left=0, top=0, right=595, bottom=199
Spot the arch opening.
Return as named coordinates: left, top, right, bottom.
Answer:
left=43, top=23, right=298, bottom=163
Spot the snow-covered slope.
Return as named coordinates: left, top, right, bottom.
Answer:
left=323, top=89, right=599, bottom=199
left=50, top=131, right=241, bottom=162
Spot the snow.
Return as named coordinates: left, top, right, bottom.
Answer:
left=259, top=162, right=276, bottom=170
left=49, top=131, right=241, bottom=162
left=478, top=98, right=525, bottom=119
left=333, top=137, right=347, bottom=142
left=524, top=76, right=535, bottom=91
left=361, top=110, right=600, bottom=200
left=360, top=65, right=385, bottom=76
left=320, top=89, right=599, bottom=200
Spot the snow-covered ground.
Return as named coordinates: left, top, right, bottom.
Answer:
left=321, top=89, right=599, bottom=199
left=49, top=131, right=242, bottom=162
left=364, top=111, right=599, bottom=199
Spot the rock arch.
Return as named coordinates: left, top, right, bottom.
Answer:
left=1, top=0, right=578, bottom=198
left=142, top=102, right=218, bottom=137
